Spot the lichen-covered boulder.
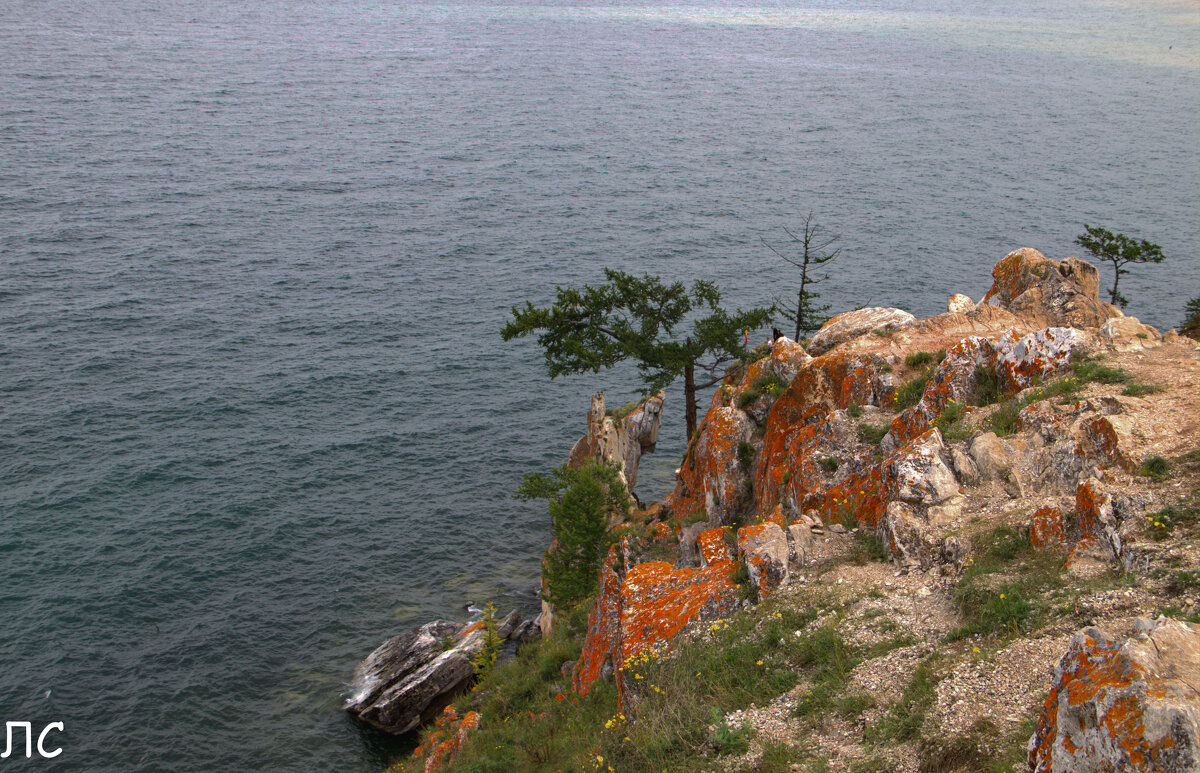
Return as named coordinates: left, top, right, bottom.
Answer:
left=766, top=336, right=813, bottom=382
left=1029, top=505, right=1068, bottom=552
left=697, top=527, right=734, bottom=568
left=809, top=307, right=916, bottom=355
left=572, top=558, right=624, bottom=696
left=1076, top=414, right=1136, bottom=473
left=947, top=293, right=975, bottom=313
left=665, top=406, right=753, bottom=526
left=993, top=327, right=1088, bottom=396
left=981, top=248, right=1119, bottom=329
left=572, top=558, right=738, bottom=703
left=889, top=428, right=959, bottom=506
left=737, top=522, right=789, bottom=597
left=970, top=432, right=1012, bottom=481
left=1028, top=617, right=1200, bottom=773
left=886, top=328, right=1085, bottom=450
left=1100, top=315, right=1162, bottom=352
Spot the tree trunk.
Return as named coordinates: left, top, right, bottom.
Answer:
left=684, top=353, right=698, bottom=443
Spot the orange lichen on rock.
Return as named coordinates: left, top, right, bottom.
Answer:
left=571, top=560, right=737, bottom=704
left=1076, top=415, right=1136, bottom=473
left=421, top=708, right=481, bottom=773
left=737, top=522, right=789, bottom=597
left=613, top=561, right=739, bottom=707
left=696, top=527, right=733, bottom=567
left=888, top=335, right=993, bottom=446
left=980, top=248, right=1118, bottom=329
left=1076, top=477, right=1110, bottom=541
left=665, top=406, right=752, bottom=526
left=572, top=560, right=624, bottom=696
left=1029, top=618, right=1200, bottom=773
left=1029, top=505, right=1067, bottom=552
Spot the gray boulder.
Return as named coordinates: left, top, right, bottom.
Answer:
left=346, top=613, right=517, bottom=735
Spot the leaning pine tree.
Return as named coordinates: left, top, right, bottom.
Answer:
left=502, top=269, right=771, bottom=442
left=1074, top=225, right=1165, bottom=309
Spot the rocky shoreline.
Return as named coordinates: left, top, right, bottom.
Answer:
left=356, top=247, right=1199, bottom=773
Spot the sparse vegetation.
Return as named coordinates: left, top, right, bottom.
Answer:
left=934, top=400, right=972, bottom=441
left=972, top=366, right=1001, bottom=406
left=893, top=368, right=932, bottom=409
left=819, top=456, right=839, bottom=474
left=1122, top=381, right=1164, bottom=397
left=905, top=349, right=945, bottom=368
left=858, top=422, right=889, bottom=445
left=1139, top=455, right=1170, bottom=480
left=738, top=440, right=756, bottom=471
left=851, top=530, right=889, bottom=564
left=945, top=526, right=1065, bottom=641
left=848, top=402, right=863, bottom=418
left=867, top=654, right=942, bottom=742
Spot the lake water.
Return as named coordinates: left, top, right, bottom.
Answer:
left=1, top=0, right=1196, bottom=769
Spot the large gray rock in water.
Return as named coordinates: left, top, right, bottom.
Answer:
left=346, top=614, right=517, bottom=735
left=808, top=307, right=916, bottom=355
left=1028, top=617, right=1200, bottom=773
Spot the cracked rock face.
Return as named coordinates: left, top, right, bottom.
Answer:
left=345, top=615, right=518, bottom=736
left=1028, top=617, right=1200, bottom=773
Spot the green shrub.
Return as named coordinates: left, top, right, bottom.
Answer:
left=1069, top=353, right=1129, bottom=385
left=606, top=399, right=642, bottom=421
left=1123, top=382, right=1164, bottom=397
left=906, top=351, right=935, bottom=367
left=470, top=601, right=504, bottom=680
left=935, top=400, right=972, bottom=441
left=819, top=456, right=839, bottom=474
left=738, top=440, right=755, bottom=471
left=1165, top=570, right=1200, bottom=595
left=738, top=388, right=761, bottom=408
left=972, top=367, right=1001, bottom=406
left=1183, top=296, right=1200, bottom=340
left=893, top=370, right=932, bottom=409
left=848, top=402, right=863, bottom=418
left=851, top=530, right=889, bottom=564
left=711, top=715, right=753, bottom=755
left=986, top=397, right=1024, bottom=437
left=752, top=372, right=788, bottom=397
left=858, top=422, right=889, bottom=445
left=1139, top=455, right=1170, bottom=480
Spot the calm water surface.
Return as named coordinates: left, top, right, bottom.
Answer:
left=1, top=0, right=1197, bottom=769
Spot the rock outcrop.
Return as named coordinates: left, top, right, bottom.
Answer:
left=572, top=550, right=739, bottom=707
left=808, top=306, right=916, bottom=355
left=567, top=390, right=664, bottom=492
left=400, top=245, right=1200, bottom=772
left=1029, top=617, right=1200, bottom=773
left=980, top=247, right=1120, bottom=329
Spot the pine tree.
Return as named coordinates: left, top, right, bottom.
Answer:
left=1074, top=225, right=1165, bottom=308
left=515, top=462, right=631, bottom=610
left=503, top=270, right=771, bottom=442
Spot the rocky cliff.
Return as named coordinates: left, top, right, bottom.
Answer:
left=398, top=247, right=1199, bottom=773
